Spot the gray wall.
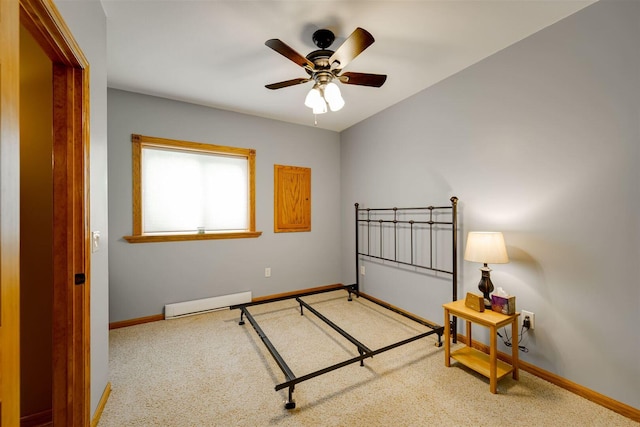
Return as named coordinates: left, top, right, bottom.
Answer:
left=55, top=0, right=110, bottom=416
left=107, top=89, right=342, bottom=322
left=341, top=0, right=639, bottom=409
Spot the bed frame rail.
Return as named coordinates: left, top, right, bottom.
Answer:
left=238, top=305, right=298, bottom=408
left=296, top=297, right=373, bottom=362
left=274, top=323, right=441, bottom=392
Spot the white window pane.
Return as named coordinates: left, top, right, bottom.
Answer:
left=142, top=147, right=248, bottom=233
left=202, top=155, right=248, bottom=230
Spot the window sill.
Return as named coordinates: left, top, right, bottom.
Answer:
left=123, top=231, right=262, bottom=243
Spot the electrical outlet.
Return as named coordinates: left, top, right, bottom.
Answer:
left=265, top=267, right=271, bottom=278
left=360, top=266, right=365, bottom=275
left=522, top=310, right=535, bottom=330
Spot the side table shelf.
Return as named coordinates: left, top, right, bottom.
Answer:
left=443, top=299, right=520, bottom=394
left=451, top=347, right=513, bottom=380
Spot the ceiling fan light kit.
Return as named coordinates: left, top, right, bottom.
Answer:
left=265, top=27, right=387, bottom=119
left=305, top=82, right=344, bottom=114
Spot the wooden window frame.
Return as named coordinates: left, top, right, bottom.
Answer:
left=124, top=134, right=261, bottom=243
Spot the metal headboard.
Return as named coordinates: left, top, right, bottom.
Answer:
left=354, top=196, right=458, bottom=303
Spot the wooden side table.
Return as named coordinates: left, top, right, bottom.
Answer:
left=443, top=299, right=520, bottom=393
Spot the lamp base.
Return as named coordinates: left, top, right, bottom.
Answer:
left=477, top=264, right=494, bottom=308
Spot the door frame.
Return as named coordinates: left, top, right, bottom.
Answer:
left=20, top=0, right=90, bottom=425
left=0, top=0, right=21, bottom=424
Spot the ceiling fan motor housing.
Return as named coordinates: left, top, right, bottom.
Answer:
left=306, top=49, right=332, bottom=71
left=305, top=50, right=337, bottom=86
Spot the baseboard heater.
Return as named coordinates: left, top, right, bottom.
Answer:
left=164, top=291, right=252, bottom=319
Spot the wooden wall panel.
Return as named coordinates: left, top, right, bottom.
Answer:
left=274, top=165, right=311, bottom=233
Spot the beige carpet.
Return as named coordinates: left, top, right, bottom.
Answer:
left=99, top=290, right=637, bottom=426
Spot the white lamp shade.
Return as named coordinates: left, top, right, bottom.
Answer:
left=305, top=86, right=327, bottom=114
left=304, top=87, right=322, bottom=108
left=324, top=82, right=345, bottom=111
left=464, top=232, right=509, bottom=264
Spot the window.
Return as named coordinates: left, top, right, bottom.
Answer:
left=124, top=134, right=261, bottom=243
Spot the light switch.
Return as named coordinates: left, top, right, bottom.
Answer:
left=91, top=231, right=101, bottom=253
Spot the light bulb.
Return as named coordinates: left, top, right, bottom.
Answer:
left=324, top=82, right=344, bottom=112
left=312, top=102, right=327, bottom=114
left=305, top=86, right=327, bottom=114
left=304, top=87, right=322, bottom=109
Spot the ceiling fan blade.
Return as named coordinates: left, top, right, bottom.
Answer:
left=329, top=28, right=375, bottom=71
left=339, top=72, right=387, bottom=88
left=265, top=78, right=311, bottom=90
left=265, top=39, right=314, bottom=69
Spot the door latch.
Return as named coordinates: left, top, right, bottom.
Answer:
left=75, top=273, right=86, bottom=285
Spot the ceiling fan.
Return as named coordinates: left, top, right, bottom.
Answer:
left=265, top=27, right=387, bottom=114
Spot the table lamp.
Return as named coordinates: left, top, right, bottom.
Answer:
left=464, top=231, right=509, bottom=308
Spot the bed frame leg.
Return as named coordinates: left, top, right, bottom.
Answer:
left=347, top=286, right=357, bottom=301
left=435, top=332, right=443, bottom=348
left=238, top=311, right=245, bottom=326
left=284, top=386, right=296, bottom=409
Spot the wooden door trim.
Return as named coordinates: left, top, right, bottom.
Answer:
left=20, top=0, right=90, bottom=425
left=20, top=0, right=87, bottom=66
left=0, top=0, right=21, bottom=424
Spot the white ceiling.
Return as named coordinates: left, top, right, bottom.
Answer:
left=101, top=0, right=595, bottom=132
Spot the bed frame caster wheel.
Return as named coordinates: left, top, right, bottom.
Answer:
left=285, top=401, right=296, bottom=409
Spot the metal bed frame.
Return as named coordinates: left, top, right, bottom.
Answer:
left=231, top=197, right=458, bottom=409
